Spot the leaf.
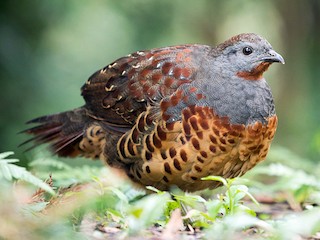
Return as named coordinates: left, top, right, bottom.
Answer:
left=238, top=187, right=259, bottom=206
left=202, top=175, right=228, bottom=187
left=205, top=199, right=224, bottom=220
left=0, top=160, right=14, bottom=180
left=274, top=207, right=320, bottom=239
left=106, top=186, right=129, bottom=204
left=235, top=205, right=256, bottom=217
left=0, top=153, right=55, bottom=195
left=126, top=192, right=171, bottom=234
left=173, top=193, right=206, bottom=207
left=205, top=213, right=274, bottom=239
left=29, top=158, right=72, bottom=170
left=146, top=186, right=163, bottom=194
left=0, top=151, right=15, bottom=159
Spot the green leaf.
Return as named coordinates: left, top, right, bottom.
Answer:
left=0, top=151, right=15, bottom=159
left=126, top=192, right=171, bottom=234
left=235, top=205, right=256, bottom=217
left=29, top=158, right=72, bottom=170
left=173, top=193, right=206, bottom=207
left=205, top=199, right=224, bottom=220
left=202, top=175, right=228, bottom=187
left=106, top=186, right=129, bottom=204
left=237, top=186, right=260, bottom=206
left=0, top=153, right=55, bottom=195
left=145, top=186, right=163, bottom=194
left=164, top=200, right=180, bottom=219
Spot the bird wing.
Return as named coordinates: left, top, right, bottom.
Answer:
left=81, top=44, right=210, bottom=130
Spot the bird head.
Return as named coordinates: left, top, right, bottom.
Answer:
left=213, top=33, right=285, bottom=80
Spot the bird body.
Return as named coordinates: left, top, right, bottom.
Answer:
left=23, top=33, right=284, bottom=192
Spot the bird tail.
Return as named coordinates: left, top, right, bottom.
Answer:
left=21, top=107, right=94, bottom=157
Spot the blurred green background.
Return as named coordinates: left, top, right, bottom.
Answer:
left=1, top=0, right=320, bottom=164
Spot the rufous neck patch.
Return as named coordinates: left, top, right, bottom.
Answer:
left=237, top=62, right=271, bottom=80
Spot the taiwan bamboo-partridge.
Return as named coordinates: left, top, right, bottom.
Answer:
left=23, top=33, right=284, bottom=192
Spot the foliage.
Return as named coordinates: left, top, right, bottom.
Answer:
left=1, top=149, right=320, bottom=239
left=246, top=146, right=320, bottom=206
left=202, top=176, right=258, bottom=218
left=0, top=151, right=54, bottom=195
left=29, top=156, right=102, bottom=187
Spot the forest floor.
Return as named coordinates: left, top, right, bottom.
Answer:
left=1, top=148, right=320, bottom=240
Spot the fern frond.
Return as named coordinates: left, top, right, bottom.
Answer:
left=0, top=151, right=55, bottom=195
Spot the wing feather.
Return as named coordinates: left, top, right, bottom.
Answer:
left=81, top=44, right=210, bottom=127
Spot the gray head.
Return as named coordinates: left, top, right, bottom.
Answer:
left=161, top=33, right=284, bottom=125
left=211, top=33, right=284, bottom=80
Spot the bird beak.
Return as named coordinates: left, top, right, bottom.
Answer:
left=261, top=50, right=285, bottom=64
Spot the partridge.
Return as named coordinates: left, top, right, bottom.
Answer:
left=23, top=33, right=284, bottom=192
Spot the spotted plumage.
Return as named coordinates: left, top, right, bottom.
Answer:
left=22, top=33, right=284, bottom=192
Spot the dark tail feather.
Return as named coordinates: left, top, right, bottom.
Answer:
left=20, top=107, right=90, bottom=157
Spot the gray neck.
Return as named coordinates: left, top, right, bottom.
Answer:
left=193, top=76, right=275, bottom=125
left=163, top=73, right=275, bottom=126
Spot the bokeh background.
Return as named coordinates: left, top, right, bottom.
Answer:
left=1, top=0, right=320, bottom=165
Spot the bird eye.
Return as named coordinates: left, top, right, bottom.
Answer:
left=242, top=47, right=253, bottom=55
